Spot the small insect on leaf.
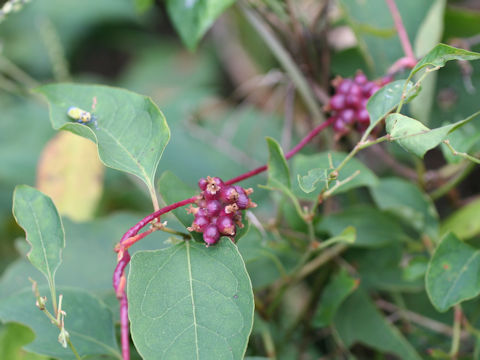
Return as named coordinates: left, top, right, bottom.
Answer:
left=67, top=105, right=98, bottom=129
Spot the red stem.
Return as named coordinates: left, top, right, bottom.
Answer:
left=385, top=0, right=415, bottom=61
left=113, top=118, right=334, bottom=359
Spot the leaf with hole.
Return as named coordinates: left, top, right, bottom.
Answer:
left=426, top=233, right=480, bottom=312
left=127, top=239, right=254, bottom=360
left=35, top=83, right=170, bottom=194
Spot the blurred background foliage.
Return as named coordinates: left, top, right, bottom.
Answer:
left=1, top=0, right=480, bottom=359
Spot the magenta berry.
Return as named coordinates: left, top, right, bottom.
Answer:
left=198, top=178, right=208, bottom=190
left=206, top=199, right=221, bottom=216
left=203, top=224, right=220, bottom=246
left=220, top=186, right=238, bottom=203
left=327, top=70, right=391, bottom=136
left=188, top=176, right=254, bottom=246
left=217, top=216, right=236, bottom=236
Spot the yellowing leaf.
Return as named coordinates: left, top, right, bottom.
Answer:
left=37, top=131, right=104, bottom=222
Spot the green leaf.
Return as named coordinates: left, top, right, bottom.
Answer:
left=12, top=185, right=64, bottom=293
left=0, top=287, right=120, bottom=359
left=441, top=198, right=480, bottom=239
left=370, top=177, right=439, bottom=240
left=0, top=323, right=48, bottom=360
left=128, top=239, right=254, bottom=360
left=411, top=43, right=480, bottom=77
left=386, top=111, right=480, bottom=157
left=293, top=152, right=378, bottom=201
left=365, top=80, right=416, bottom=135
left=318, top=205, right=405, bottom=248
left=297, top=168, right=328, bottom=194
left=266, top=137, right=290, bottom=189
left=166, top=0, right=235, bottom=50
left=35, top=83, right=170, bottom=193
left=334, top=290, right=422, bottom=360
left=313, top=270, right=358, bottom=327
left=426, top=233, right=480, bottom=312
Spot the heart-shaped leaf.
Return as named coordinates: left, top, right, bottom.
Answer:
left=128, top=239, right=254, bottom=360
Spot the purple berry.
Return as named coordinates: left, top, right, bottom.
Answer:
left=236, top=193, right=249, bottom=210
left=356, top=109, right=370, bottom=124
left=206, top=199, right=221, bottom=217
left=203, top=224, right=220, bottom=246
left=337, top=78, right=353, bottom=94
left=191, top=216, right=209, bottom=232
left=217, top=216, right=236, bottom=236
left=346, top=94, right=362, bottom=109
left=220, top=186, right=238, bottom=203
left=333, top=118, right=348, bottom=133
left=354, top=72, right=368, bottom=85
left=329, top=94, right=346, bottom=110
left=198, top=178, right=208, bottom=190
left=348, top=83, right=362, bottom=97
left=338, top=109, right=355, bottom=125
left=367, top=85, right=380, bottom=97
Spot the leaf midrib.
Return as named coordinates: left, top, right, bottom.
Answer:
left=186, top=242, right=200, bottom=359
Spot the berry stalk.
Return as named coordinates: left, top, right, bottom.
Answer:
left=385, top=0, right=415, bottom=61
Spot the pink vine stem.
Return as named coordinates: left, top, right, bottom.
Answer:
left=113, top=117, right=335, bottom=360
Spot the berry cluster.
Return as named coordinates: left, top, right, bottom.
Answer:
left=326, top=71, right=392, bottom=135
left=187, top=176, right=256, bottom=246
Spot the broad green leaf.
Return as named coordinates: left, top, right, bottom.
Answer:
left=318, top=205, right=407, bottom=248
left=292, top=152, right=378, bottom=201
left=313, top=270, right=358, bottom=327
left=441, top=198, right=480, bottom=239
left=411, top=43, right=480, bottom=77
left=134, top=0, right=154, bottom=13
left=0, top=287, right=120, bottom=359
left=266, top=137, right=290, bottom=189
left=35, top=83, right=170, bottom=193
left=426, top=233, right=480, bottom=312
left=128, top=239, right=254, bottom=360
left=365, top=80, right=415, bottom=135
left=386, top=111, right=480, bottom=158
left=166, top=0, right=235, bottom=50
left=37, top=131, right=104, bottom=222
left=0, top=323, right=48, bottom=360
left=334, top=290, right=422, bottom=360
left=370, top=177, right=439, bottom=240
left=12, top=185, right=64, bottom=293
left=297, top=168, right=328, bottom=194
